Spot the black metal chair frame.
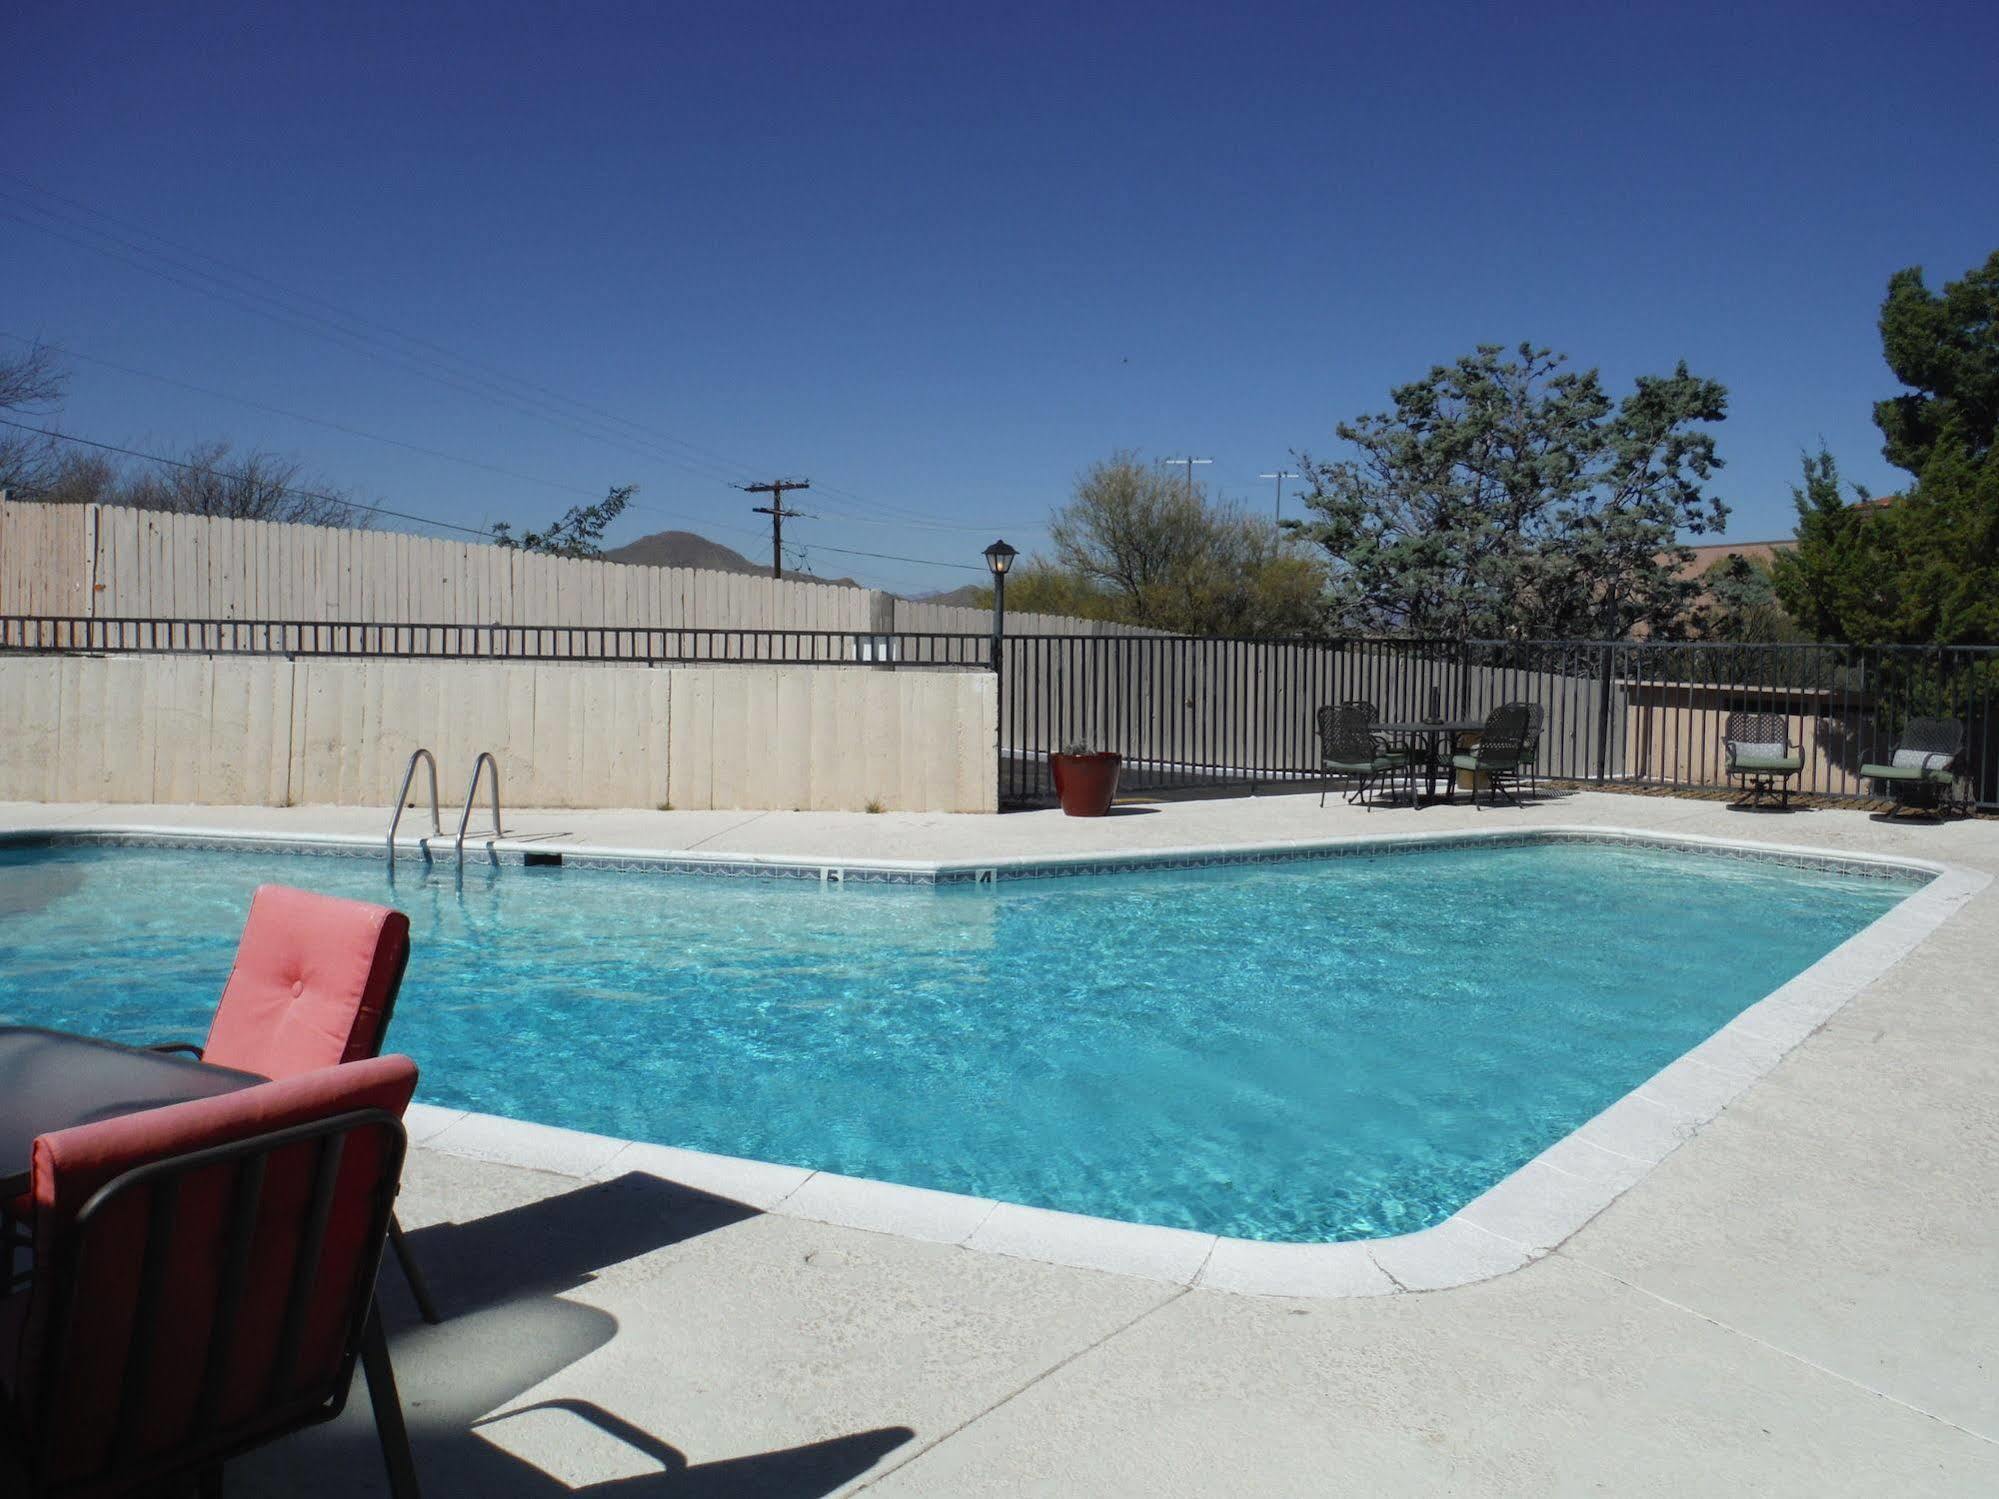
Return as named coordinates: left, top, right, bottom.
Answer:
left=1521, top=702, right=1546, bottom=796
left=16, top=943, right=447, bottom=1326
left=1445, top=704, right=1533, bottom=808
left=1723, top=711, right=1800, bottom=809
left=1871, top=716, right=1966, bottom=819
left=0, top=1108, right=421, bottom=1498
left=1316, top=702, right=1413, bottom=811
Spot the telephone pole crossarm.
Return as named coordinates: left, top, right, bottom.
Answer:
left=741, top=478, right=813, bottom=580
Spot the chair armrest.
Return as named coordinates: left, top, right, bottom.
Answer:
left=148, top=1042, right=207, bottom=1059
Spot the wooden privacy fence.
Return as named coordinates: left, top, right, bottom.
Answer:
left=0, top=498, right=1159, bottom=640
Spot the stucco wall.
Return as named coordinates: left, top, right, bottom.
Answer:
left=0, top=656, right=996, bottom=813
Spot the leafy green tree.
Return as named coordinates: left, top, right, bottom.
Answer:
left=1776, top=250, right=1999, bottom=645
left=979, top=453, right=1326, bottom=635
left=1293, top=344, right=1728, bottom=639
left=1701, top=553, right=1804, bottom=642
left=493, top=484, right=636, bottom=558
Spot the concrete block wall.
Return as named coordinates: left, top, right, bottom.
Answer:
left=0, top=656, right=997, bottom=813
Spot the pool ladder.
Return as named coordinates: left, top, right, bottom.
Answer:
left=387, top=749, right=502, bottom=868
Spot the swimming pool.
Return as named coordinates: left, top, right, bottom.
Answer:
left=0, top=834, right=1920, bottom=1243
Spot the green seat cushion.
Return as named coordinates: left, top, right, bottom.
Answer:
left=1860, top=763, right=1955, bottom=784
left=1324, top=758, right=1404, bottom=775
left=1729, top=754, right=1802, bottom=773
left=1449, top=753, right=1519, bottom=772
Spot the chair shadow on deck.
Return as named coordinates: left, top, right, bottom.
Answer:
left=235, top=1169, right=915, bottom=1498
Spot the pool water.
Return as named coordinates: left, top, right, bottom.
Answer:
left=0, top=839, right=1916, bottom=1241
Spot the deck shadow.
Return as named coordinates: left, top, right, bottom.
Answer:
left=242, top=1171, right=910, bottom=1496
left=387, top=1170, right=762, bottom=1321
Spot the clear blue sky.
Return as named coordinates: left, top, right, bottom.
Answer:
left=7, top=1, right=1996, bottom=593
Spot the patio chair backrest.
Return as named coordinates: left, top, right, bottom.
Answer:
left=1898, top=716, right=1964, bottom=763
left=1316, top=704, right=1380, bottom=765
left=202, top=886, right=412, bottom=1079
left=10, top=1056, right=418, bottom=1495
left=1521, top=702, right=1546, bottom=762
left=1473, top=703, right=1533, bottom=768
left=1723, top=711, right=1791, bottom=762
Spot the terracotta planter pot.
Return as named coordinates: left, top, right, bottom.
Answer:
left=1050, top=751, right=1122, bottom=817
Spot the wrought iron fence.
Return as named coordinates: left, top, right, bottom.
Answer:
left=6, top=615, right=1994, bottom=810
left=997, top=634, right=1999, bottom=810
left=0, top=615, right=994, bottom=667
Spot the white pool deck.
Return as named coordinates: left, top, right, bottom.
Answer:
left=7, top=788, right=1999, bottom=1495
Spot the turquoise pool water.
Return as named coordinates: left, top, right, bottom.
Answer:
left=0, top=839, right=1917, bottom=1241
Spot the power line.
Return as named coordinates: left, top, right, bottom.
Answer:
left=741, top=479, right=812, bottom=581
left=1, top=176, right=1023, bottom=533
left=1, top=332, right=608, bottom=502
left=793, top=539, right=987, bottom=573
left=0, top=171, right=765, bottom=485
left=0, top=201, right=754, bottom=490
left=0, top=418, right=497, bottom=538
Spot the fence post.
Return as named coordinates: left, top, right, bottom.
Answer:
left=1594, top=644, right=1615, bottom=783
left=868, top=591, right=896, bottom=672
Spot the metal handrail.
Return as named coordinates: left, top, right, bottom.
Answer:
left=453, top=752, right=502, bottom=865
left=386, top=749, right=441, bottom=868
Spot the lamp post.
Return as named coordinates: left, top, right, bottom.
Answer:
left=983, top=539, right=1017, bottom=654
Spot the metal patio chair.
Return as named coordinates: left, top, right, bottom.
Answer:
left=1521, top=702, right=1546, bottom=794
left=0, top=1056, right=423, bottom=1498
left=1723, top=711, right=1803, bottom=808
left=5, top=887, right=441, bottom=1323
left=1859, top=716, right=1965, bottom=818
left=1445, top=703, right=1534, bottom=808
left=1315, top=703, right=1413, bottom=809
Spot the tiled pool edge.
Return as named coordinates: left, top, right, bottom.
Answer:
left=0, top=820, right=1941, bottom=886
left=6, top=818, right=1982, bottom=1297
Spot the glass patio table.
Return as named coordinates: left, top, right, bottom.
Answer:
left=0, top=1025, right=266, bottom=1197
left=1374, top=718, right=1488, bottom=804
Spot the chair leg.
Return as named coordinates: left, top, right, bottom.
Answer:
left=388, top=1215, right=442, bottom=1325
left=361, top=1303, right=423, bottom=1499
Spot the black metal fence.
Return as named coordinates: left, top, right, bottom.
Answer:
left=5, top=615, right=1994, bottom=810
left=0, top=615, right=994, bottom=667
left=997, top=634, right=1999, bottom=810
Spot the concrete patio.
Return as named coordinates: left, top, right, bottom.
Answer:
left=6, top=789, right=1997, bottom=1495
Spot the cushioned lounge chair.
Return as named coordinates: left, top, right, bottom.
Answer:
left=1316, top=703, right=1413, bottom=809
left=1446, top=703, right=1533, bottom=807
left=5, top=886, right=439, bottom=1323
left=0, top=1055, right=422, bottom=1498
left=1859, top=716, right=1964, bottom=818
left=1724, top=711, right=1802, bottom=809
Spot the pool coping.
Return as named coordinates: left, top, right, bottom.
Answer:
left=4, top=819, right=1986, bottom=1297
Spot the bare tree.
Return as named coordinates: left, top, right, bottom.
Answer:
left=31, top=450, right=120, bottom=507
left=0, top=340, right=68, bottom=497
left=116, top=440, right=361, bottom=526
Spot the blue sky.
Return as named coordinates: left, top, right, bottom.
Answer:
left=7, top=1, right=1996, bottom=593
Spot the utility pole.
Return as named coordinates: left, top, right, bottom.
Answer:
left=1160, top=456, right=1212, bottom=500
left=1259, top=470, right=1298, bottom=524
left=740, top=479, right=811, bottom=580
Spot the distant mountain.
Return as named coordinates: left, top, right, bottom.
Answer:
left=915, top=584, right=988, bottom=607
left=603, top=529, right=862, bottom=588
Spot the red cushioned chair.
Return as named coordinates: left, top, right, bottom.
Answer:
left=0, top=1055, right=423, bottom=1498
left=6, top=886, right=440, bottom=1323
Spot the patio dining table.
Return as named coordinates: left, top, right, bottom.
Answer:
left=0, top=1025, right=266, bottom=1198
left=1375, top=718, right=1488, bottom=805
